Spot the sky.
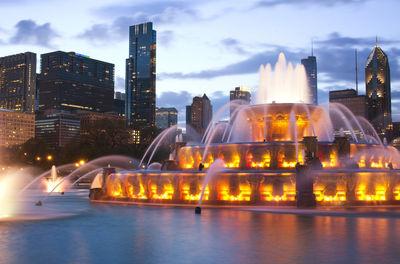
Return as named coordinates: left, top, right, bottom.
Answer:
left=0, top=0, right=399, bottom=124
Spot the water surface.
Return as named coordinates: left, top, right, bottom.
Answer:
left=1, top=192, right=399, bottom=264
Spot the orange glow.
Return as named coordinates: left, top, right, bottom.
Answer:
left=356, top=184, right=386, bottom=201
left=181, top=184, right=208, bottom=201
left=41, top=177, right=67, bottom=193
left=219, top=184, right=251, bottom=201
left=358, top=156, right=366, bottom=168
left=314, top=186, right=346, bottom=202
left=150, top=184, right=174, bottom=200
left=280, top=161, right=297, bottom=168
left=261, top=184, right=295, bottom=201
left=394, top=186, right=400, bottom=200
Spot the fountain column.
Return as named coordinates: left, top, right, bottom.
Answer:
left=103, top=167, right=116, bottom=196
left=333, top=136, right=358, bottom=202
left=296, top=136, right=321, bottom=208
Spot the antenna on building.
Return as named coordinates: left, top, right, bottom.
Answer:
left=355, top=49, right=358, bottom=94
left=376, top=36, right=378, bottom=47
left=311, top=38, right=314, bottom=56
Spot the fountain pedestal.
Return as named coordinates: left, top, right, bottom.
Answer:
left=295, top=164, right=316, bottom=208
left=89, top=167, right=115, bottom=200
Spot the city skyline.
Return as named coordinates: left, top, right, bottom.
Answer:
left=0, top=0, right=399, bottom=123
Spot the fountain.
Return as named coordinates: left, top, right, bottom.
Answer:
left=89, top=53, right=400, bottom=207
left=41, top=165, right=68, bottom=193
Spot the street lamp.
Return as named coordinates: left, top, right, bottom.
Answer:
left=47, top=155, right=53, bottom=161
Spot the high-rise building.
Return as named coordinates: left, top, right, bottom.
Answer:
left=301, top=55, right=317, bottom=105
left=230, top=86, right=251, bottom=118
left=156, top=107, right=178, bottom=130
left=35, top=110, right=80, bottom=149
left=0, top=52, right=36, bottom=113
left=365, top=42, right=392, bottom=139
left=125, top=22, right=156, bottom=130
left=114, top=92, right=125, bottom=117
left=0, top=108, right=34, bottom=147
left=186, top=94, right=212, bottom=137
left=38, top=51, right=114, bottom=113
left=329, top=89, right=367, bottom=118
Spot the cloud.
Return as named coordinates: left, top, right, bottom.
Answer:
left=220, top=38, right=249, bottom=55
left=158, top=49, right=301, bottom=80
left=115, top=77, right=125, bottom=92
left=9, top=19, right=58, bottom=47
left=157, top=90, right=193, bottom=114
left=255, top=0, right=369, bottom=8
left=158, top=30, right=174, bottom=46
left=159, top=33, right=400, bottom=93
left=78, top=1, right=198, bottom=43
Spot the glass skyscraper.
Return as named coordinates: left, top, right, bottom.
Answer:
left=39, top=51, right=114, bottom=113
left=365, top=42, right=392, bottom=139
left=125, top=22, right=156, bottom=132
left=0, top=52, right=36, bottom=113
left=301, top=56, right=318, bottom=105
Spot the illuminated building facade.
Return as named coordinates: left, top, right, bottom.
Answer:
left=365, top=43, right=392, bottom=139
left=301, top=55, right=318, bottom=105
left=38, top=51, right=114, bottom=113
left=0, top=108, right=34, bottom=147
left=230, top=86, right=251, bottom=118
left=0, top=52, right=36, bottom=113
left=329, top=89, right=367, bottom=118
left=125, top=22, right=156, bottom=131
left=186, top=94, right=212, bottom=137
left=156, top=107, right=178, bottom=130
left=35, top=110, right=80, bottom=149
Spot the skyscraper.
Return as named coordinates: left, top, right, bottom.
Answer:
left=38, top=51, right=114, bottom=113
left=230, top=86, right=251, bottom=118
left=365, top=41, right=392, bottom=139
left=329, top=89, right=367, bottom=118
left=0, top=52, right=36, bottom=113
left=301, top=55, right=318, bottom=105
left=125, top=22, right=156, bottom=131
left=156, top=107, right=178, bottom=130
left=186, top=94, right=212, bottom=137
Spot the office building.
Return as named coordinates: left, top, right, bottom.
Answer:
left=186, top=94, right=212, bottom=137
left=114, top=92, right=125, bottom=117
left=125, top=22, right=156, bottom=131
left=365, top=42, right=392, bottom=139
left=230, top=86, right=251, bottom=118
left=329, top=89, right=367, bottom=118
left=0, top=108, right=34, bottom=147
left=301, top=55, right=318, bottom=105
left=38, top=51, right=114, bottom=113
left=0, top=52, right=36, bottom=113
left=156, top=107, right=178, bottom=130
left=35, top=110, right=80, bottom=149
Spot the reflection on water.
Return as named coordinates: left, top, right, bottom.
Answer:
left=1, top=197, right=400, bottom=264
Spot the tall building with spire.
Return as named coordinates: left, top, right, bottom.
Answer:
left=301, top=47, right=318, bottom=105
left=125, top=22, right=156, bottom=132
left=365, top=40, right=392, bottom=139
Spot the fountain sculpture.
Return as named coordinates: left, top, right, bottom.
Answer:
left=91, top=53, right=400, bottom=207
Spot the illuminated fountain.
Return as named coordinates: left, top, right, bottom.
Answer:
left=93, top=53, right=400, bottom=207
left=42, top=165, right=68, bottom=193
